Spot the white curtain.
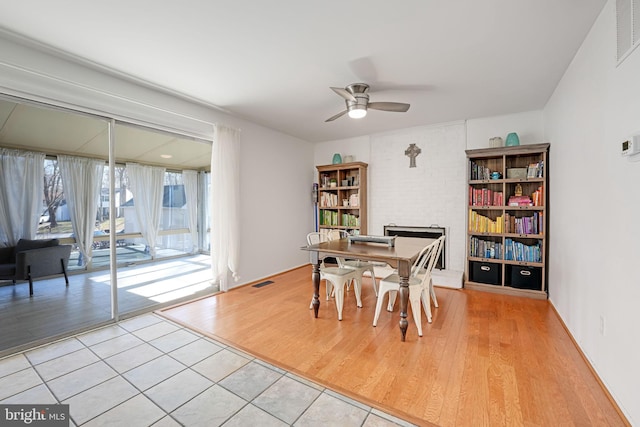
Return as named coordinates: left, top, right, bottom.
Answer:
left=127, top=163, right=165, bottom=258
left=0, top=148, right=45, bottom=246
left=198, top=171, right=210, bottom=253
left=211, top=124, right=240, bottom=291
left=58, top=155, right=105, bottom=266
left=183, top=170, right=199, bottom=254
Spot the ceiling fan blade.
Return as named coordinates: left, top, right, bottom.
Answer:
left=325, top=110, right=348, bottom=122
left=368, top=102, right=410, bottom=112
left=330, top=87, right=356, bottom=102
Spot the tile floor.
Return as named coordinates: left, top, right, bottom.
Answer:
left=0, top=313, right=416, bottom=426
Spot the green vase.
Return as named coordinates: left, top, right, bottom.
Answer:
left=505, top=133, right=520, bottom=146
left=332, top=153, right=342, bottom=164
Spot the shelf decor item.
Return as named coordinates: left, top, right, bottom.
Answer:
left=489, top=137, right=503, bottom=148
left=506, top=167, right=527, bottom=179
left=505, top=132, right=520, bottom=146
left=332, top=153, right=343, bottom=164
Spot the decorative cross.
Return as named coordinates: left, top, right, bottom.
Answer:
left=404, top=143, right=421, bottom=168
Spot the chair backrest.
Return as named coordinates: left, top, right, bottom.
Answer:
left=411, top=239, right=440, bottom=278
left=324, top=229, right=350, bottom=267
left=430, top=235, right=446, bottom=272
left=306, top=231, right=328, bottom=246
left=326, top=229, right=348, bottom=240
left=307, top=229, right=348, bottom=246
left=414, top=235, right=446, bottom=285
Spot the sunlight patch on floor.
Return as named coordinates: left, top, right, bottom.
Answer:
left=148, top=281, right=214, bottom=303
left=125, top=271, right=212, bottom=297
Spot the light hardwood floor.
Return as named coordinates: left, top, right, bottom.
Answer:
left=158, top=265, right=628, bottom=426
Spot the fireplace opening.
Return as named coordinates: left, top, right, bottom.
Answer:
left=384, top=225, right=446, bottom=270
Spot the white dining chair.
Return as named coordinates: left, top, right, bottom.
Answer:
left=384, top=235, right=446, bottom=323
left=415, top=235, right=445, bottom=323
left=307, top=231, right=361, bottom=320
left=326, top=229, right=378, bottom=297
left=372, top=238, right=441, bottom=336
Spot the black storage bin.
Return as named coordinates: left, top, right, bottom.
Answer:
left=510, top=265, right=541, bottom=290
left=471, top=261, right=501, bottom=285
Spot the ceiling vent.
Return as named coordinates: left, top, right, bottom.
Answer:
left=617, top=0, right=640, bottom=64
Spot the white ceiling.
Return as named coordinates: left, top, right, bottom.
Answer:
left=0, top=0, right=606, bottom=143
left=0, top=99, right=213, bottom=168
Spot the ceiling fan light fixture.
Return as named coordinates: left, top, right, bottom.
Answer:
left=325, top=82, right=409, bottom=122
left=348, top=106, right=367, bottom=119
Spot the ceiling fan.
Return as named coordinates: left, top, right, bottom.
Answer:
left=325, top=83, right=410, bottom=122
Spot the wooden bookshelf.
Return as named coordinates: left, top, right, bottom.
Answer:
left=465, top=143, right=549, bottom=299
left=316, top=161, right=367, bottom=235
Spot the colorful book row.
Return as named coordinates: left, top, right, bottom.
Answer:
left=319, top=210, right=338, bottom=226
left=469, top=187, right=504, bottom=206
left=504, top=212, right=543, bottom=235
left=319, top=192, right=338, bottom=207
left=341, top=213, right=360, bottom=227
left=319, top=210, right=360, bottom=228
left=504, top=238, right=542, bottom=262
left=531, top=186, right=543, bottom=206
left=526, top=160, right=544, bottom=178
left=470, top=161, right=492, bottom=180
left=469, top=237, right=503, bottom=259
left=468, top=210, right=504, bottom=233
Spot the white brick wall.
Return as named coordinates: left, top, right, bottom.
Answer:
left=369, top=122, right=467, bottom=271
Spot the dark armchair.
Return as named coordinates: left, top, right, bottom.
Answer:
left=0, top=238, right=72, bottom=296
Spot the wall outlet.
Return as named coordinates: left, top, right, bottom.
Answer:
left=599, top=315, right=606, bottom=335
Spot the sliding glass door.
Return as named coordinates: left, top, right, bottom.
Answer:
left=0, top=95, right=213, bottom=355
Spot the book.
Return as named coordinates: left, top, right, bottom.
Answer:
left=469, top=187, right=503, bottom=206
left=508, top=195, right=532, bottom=206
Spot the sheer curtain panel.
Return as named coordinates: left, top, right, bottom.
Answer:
left=198, top=171, right=210, bottom=253
left=183, top=169, right=199, bottom=254
left=210, top=124, right=240, bottom=291
left=127, top=163, right=165, bottom=257
left=0, top=149, right=45, bottom=246
left=58, top=155, right=105, bottom=266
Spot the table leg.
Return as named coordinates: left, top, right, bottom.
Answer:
left=397, top=260, right=411, bottom=341
left=311, top=262, right=321, bottom=317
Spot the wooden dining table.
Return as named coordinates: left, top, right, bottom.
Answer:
left=302, top=236, right=435, bottom=341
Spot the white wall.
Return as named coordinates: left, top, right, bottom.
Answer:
left=315, top=123, right=468, bottom=272
left=544, top=1, right=639, bottom=423
left=313, top=136, right=371, bottom=167
left=0, top=31, right=314, bottom=289
left=466, top=111, right=545, bottom=150
left=368, top=123, right=467, bottom=271
left=237, top=121, right=314, bottom=284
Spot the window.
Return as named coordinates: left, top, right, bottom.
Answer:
left=2, top=96, right=212, bottom=270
